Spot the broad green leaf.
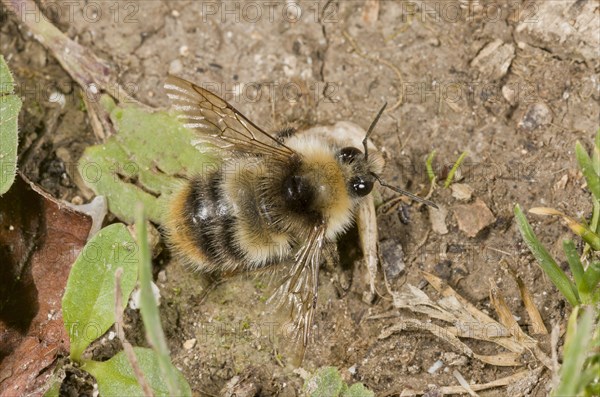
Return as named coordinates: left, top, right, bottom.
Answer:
left=82, top=347, right=191, bottom=397
left=77, top=96, right=216, bottom=224
left=0, top=55, right=22, bottom=195
left=136, top=206, right=188, bottom=396
left=514, top=205, right=579, bottom=306
left=62, top=223, right=139, bottom=361
left=304, top=367, right=345, bottom=397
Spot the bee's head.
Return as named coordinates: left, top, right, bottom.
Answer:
left=336, top=103, right=438, bottom=208
left=336, top=146, right=383, bottom=198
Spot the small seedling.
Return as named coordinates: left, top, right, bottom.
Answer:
left=303, top=366, right=374, bottom=397
left=425, top=149, right=468, bottom=188
left=515, top=130, right=599, bottom=395
left=45, top=220, right=191, bottom=396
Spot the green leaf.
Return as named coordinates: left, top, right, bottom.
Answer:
left=62, top=223, right=139, bottom=361
left=42, top=381, right=60, bottom=397
left=576, top=140, right=600, bottom=202
left=0, top=55, right=22, bottom=195
left=582, top=262, right=600, bottom=299
left=135, top=205, right=189, bottom=396
left=77, top=98, right=217, bottom=224
left=553, top=307, right=596, bottom=396
left=304, top=367, right=345, bottom=397
left=82, top=347, right=191, bottom=397
left=342, top=383, right=375, bottom=397
left=514, top=205, right=579, bottom=306
left=563, top=240, right=585, bottom=292
left=592, top=129, right=599, bottom=175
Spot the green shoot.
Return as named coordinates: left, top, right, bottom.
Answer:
left=553, top=306, right=599, bottom=397
left=514, top=205, right=579, bottom=306
left=426, top=150, right=436, bottom=183
left=444, top=151, right=467, bottom=188
left=135, top=204, right=186, bottom=396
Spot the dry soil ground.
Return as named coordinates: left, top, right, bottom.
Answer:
left=1, top=0, right=599, bottom=396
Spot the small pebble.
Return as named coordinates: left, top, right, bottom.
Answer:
left=518, top=103, right=553, bottom=131
left=454, top=198, right=495, bottom=238
left=451, top=183, right=473, bottom=201
left=429, top=204, right=449, bottom=235
left=169, top=59, right=183, bottom=75
left=470, top=39, right=515, bottom=80
left=183, top=338, right=196, bottom=350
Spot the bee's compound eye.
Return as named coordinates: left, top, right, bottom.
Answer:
left=338, top=147, right=363, bottom=164
left=349, top=176, right=373, bottom=197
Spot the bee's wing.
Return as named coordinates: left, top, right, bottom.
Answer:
left=267, top=225, right=326, bottom=364
left=164, top=75, right=295, bottom=160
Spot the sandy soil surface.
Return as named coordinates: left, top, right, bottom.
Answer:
left=1, top=0, right=598, bottom=395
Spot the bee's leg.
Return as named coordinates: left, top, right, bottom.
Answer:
left=275, top=127, right=297, bottom=143
left=322, top=240, right=351, bottom=297
left=357, top=196, right=378, bottom=303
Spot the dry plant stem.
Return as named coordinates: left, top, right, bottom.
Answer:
left=114, top=268, right=154, bottom=397
left=2, top=0, right=145, bottom=108
left=453, top=370, right=479, bottom=396
left=489, top=279, right=553, bottom=370
left=81, top=93, right=108, bottom=141
left=489, top=279, right=536, bottom=347
left=398, top=368, right=543, bottom=396
left=422, top=272, right=518, bottom=350
left=380, top=317, right=522, bottom=366
left=358, top=197, right=378, bottom=301
left=506, top=264, right=548, bottom=335
left=418, top=272, right=553, bottom=368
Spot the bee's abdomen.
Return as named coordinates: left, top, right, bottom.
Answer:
left=167, top=166, right=292, bottom=273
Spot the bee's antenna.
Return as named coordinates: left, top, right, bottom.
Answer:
left=370, top=172, right=439, bottom=209
left=363, top=102, right=387, bottom=161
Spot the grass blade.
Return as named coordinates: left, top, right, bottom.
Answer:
left=135, top=204, right=189, bottom=396
left=444, top=151, right=467, bottom=188
left=553, top=307, right=595, bottom=397
left=514, top=205, right=579, bottom=306
left=593, top=129, right=599, bottom=175
left=426, top=150, right=436, bottom=183
left=562, top=240, right=588, bottom=303
left=582, top=262, right=600, bottom=297
left=576, top=141, right=600, bottom=202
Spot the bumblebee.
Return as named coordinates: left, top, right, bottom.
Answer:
left=163, top=75, right=435, bottom=360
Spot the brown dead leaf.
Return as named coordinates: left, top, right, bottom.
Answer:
left=0, top=175, right=92, bottom=396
